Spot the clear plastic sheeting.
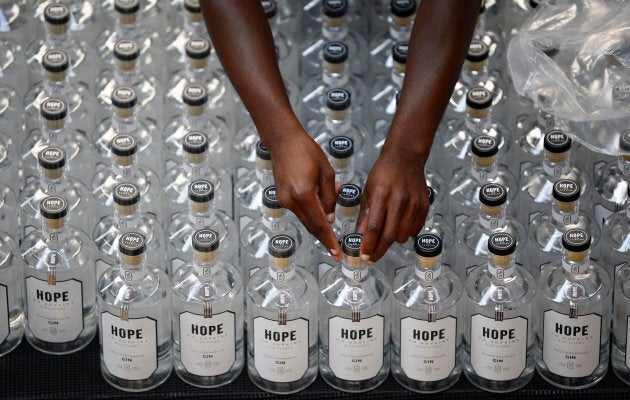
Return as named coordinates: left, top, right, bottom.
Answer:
left=507, top=0, right=630, bottom=155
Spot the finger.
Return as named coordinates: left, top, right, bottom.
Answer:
left=358, top=198, right=386, bottom=264
left=396, top=196, right=423, bottom=243
left=355, top=186, right=371, bottom=236
left=370, top=199, right=404, bottom=262
left=290, top=193, right=342, bottom=262
left=318, top=163, right=338, bottom=223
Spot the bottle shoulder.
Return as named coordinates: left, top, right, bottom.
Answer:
left=537, top=262, right=612, bottom=305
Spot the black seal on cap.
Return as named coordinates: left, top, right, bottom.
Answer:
left=110, top=134, right=137, bottom=157
left=426, top=186, right=435, bottom=205
left=114, top=39, right=139, bottom=61
left=620, top=131, right=630, bottom=152
left=119, top=232, right=146, bottom=256
left=414, top=233, right=442, bottom=257
left=183, top=131, right=208, bottom=154
left=113, top=183, right=140, bottom=206
left=390, top=0, right=416, bottom=17
left=40, top=196, right=67, bottom=220
left=115, top=0, right=140, bottom=14
left=256, top=141, right=271, bottom=161
left=185, top=37, right=211, bottom=60
left=337, top=184, right=361, bottom=207
left=328, top=136, right=354, bottom=159
left=44, top=3, right=70, bottom=25
left=562, top=229, right=591, bottom=252
left=392, top=41, right=409, bottom=64
left=479, top=183, right=507, bottom=206
left=40, top=98, right=68, bottom=121
left=193, top=229, right=220, bottom=252
left=262, top=0, right=277, bottom=18
left=467, top=86, right=493, bottom=109
left=184, top=0, right=201, bottom=13
left=553, top=179, right=581, bottom=203
left=188, top=179, right=215, bottom=202
left=326, top=88, right=351, bottom=111
left=342, top=233, right=362, bottom=257
left=43, top=50, right=69, bottom=72
left=466, top=40, right=489, bottom=62
left=544, top=130, right=572, bottom=153
left=269, top=234, right=295, bottom=258
left=323, top=0, right=348, bottom=18
left=182, top=84, right=208, bottom=106
left=472, top=135, right=498, bottom=157
left=111, top=86, right=137, bottom=109
left=38, top=146, right=66, bottom=170
left=324, top=41, right=348, bottom=64
left=488, top=232, right=516, bottom=256
left=263, top=185, right=281, bottom=209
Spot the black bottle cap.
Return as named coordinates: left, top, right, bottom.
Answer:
left=466, top=40, right=489, bottom=62
left=562, top=229, right=591, bottom=252
left=185, top=37, right=211, bottom=60
left=328, top=136, right=354, bottom=159
left=466, top=86, right=493, bottom=110
left=256, top=141, right=271, bottom=161
left=324, top=42, right=348, bottom=64
left=529, top=0, right=541, bottom=9
left=269, top=234, right=296, bottom=258
left=114, top=39, right=139, bottom=61
left=115, top=0, right=140, bottom=14
left=620, top=131, right=630, bottom=152
left=38, top=146, right=66, bottom=170
left=553, top=179, right=581, bottom=203
left=111, top=86, right=137, bottom=109
left=326, top=88, right=351, bottom=111
left=40, top=98, right=67, bottom=121
left=414, top=233, right=442, bottom=257
left=472, top=135, right=499, bottom=157
left=322, top=0, right=348, bottom=18
left=390, top=0, right=416, bottom=17
left=183, top=0, right=201, bottom=13
left=44, top=3, right=70, bottom=25
left=392, top=41, right=409, bottom=64
left=40, top=196, right=67, bottom=220
left=182, top=84, right=208, bottom=106
left=337, top=184, right=362, bottom=207
left=119, top=232, right=146, bottom=256
left=261, top=0, right=277, bottom=18
left=488, top=232, right=516, bottom=256
left=192, top=229, right=220, bottom=252
left=426, top=186, right=435, bottom=205
left=342, top=233, right=362, bottom=257
left=110, top=134, right=137, bottom=157
left=262, top=185, right=281, bottom=209
left=42, top=50, right=69, bottom=73
left=188, top=179, right=215, bottom=202
left=183, top=131, right=209, bottom=154
left=113, top=183, right=140, bottom=206
left=479, top=183, right=507, bottom=207
left=544, top=130, right=572, bottom=153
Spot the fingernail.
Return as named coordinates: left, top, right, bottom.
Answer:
left=327, top=213, right=335, bottom=223
left=329, top=248, right=337, bottom=256
left=360, top=254, right=370, bottom=262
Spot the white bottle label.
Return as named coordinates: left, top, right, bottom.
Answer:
left=542, top=310, right=601, bottom=378
left=0, top=284, right=8, bottom=343
left=328, top=314, right=385, bottom=381
left=253, top=316, right=309, bottom=383
left=470, top=314, right=528, bottom=381
left=179, top=311, right=236, bottom=377
left=101, top=312, right=158, bottom=381
left=400, top=316, right=456, bottom=382
left=25, top=277, right=84, bottom=343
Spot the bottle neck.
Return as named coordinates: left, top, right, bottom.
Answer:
left=269, top=255, right=296, bottom=286
left=562, top=249, right=591, bottom=277
left=42, top=221, right=68, bottom=250
left=543, top=150, right=571, bottom=178
left=465, top=108, right=492, bottom=134
left=552, top=200, right=580, bottom=228
left=415, top=255, right=442, bottom=283
left=488, top=253, right=516, bottom=280
left=114, top=205, right=142, bottom=230
left=389, top=20, right=412, bottom=41
left=479, top=204, right=507, bottom=231
left=114, top=68, right=141, bottom=87
left=322, top=22, right=348, bottom=41
left=120, top=254, right=148, bottom=282
left=334, top=205, right=359, bottom=236
left=322, top=66, right=349, bottom=87
left=183, top=156, right=208, bottom=179
left=183, top=112, right=208, bottom=131
left=332, top=156, right=355, bottom=183
left=111, top=156, right=138, bottom=179
left=262, top=208, right=288, bottom=231
left=255, top=160, right=274, bottom=188
left=462, top=62, right=489, bottom=86
left=44, top=78, right=71, bottom=99
left=471, top=155, right=498, bottom=183
left=188, top=202, right=216, bottom=229
left=325, top=110, right=352, bottom=135
left=342, top=255, right=369, bottom=284
left=193, top=250, right=218, bottom=280
left=40, top=170, right=67, bottom=190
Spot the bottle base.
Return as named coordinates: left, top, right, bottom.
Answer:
left=247, top=371, right=317, bottom=395
left=536, top=366, right=607, bottom=390
left=463, top=370, right=534, bottom=393
left=175, top=364, right=243, bottom=389
left=101, top=361, right=172, bottom=392
left=25, top=328, right=96, bottom=355
left=320, top=369, right=389, bottom=393
left=0, top=331, right=23, bottom=357
left=392, top=370, right=461, bottom=394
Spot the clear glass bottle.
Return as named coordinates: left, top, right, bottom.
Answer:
left=593, top=131, right=630, bottom=227
left=97, top=232, right=172, bottom=391
left=319, top=233, right=391, bottom=392
left=370, top=41, right=407, bottom=131
left=392, top=233, right=463, bottom=393
left=164, top=2, right=212, bottom=74
left=247, top=234, right=319, bottom=394
left=510, top=99, right=557, bottom=174
left=612, top=233, right=630, bottom=384
left=0, top=0, right=33, bottom=47
left=463, top=232, right=536, bottom=392
left=302, top=0, right=368, bottom=39
left=325, top=135, right=368, bottom=187
left=0, top=232, right=24, bottom=357
left=263, top=0, right=299, bottom=83
left=33, top=0, right=101, bottom=43
left=21, top=195, right=97, bottom=354
left=600, top=184, right=630, bottom=280
left=0, top=86, right=25, bottom=144
left=0, top=183, right=19, bottom=239
left=0, top=123, right=19, bottom=193
left=167, top=179, right=238, bottom=274
left=172, top=228, right=244, bottom=388
left=536, top=229, right=611, bottom=389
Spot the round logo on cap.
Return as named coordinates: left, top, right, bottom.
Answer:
left=188, top=179, right=214, bottom=203
left=466, top=40, right=489, bottom=62
left=183, top=131, right=208, bottom=154
left=391, top=0, right=416, bottom=17
left=480, top=183, right=506, bottom=206
left=337, top=184, right=362, bottom=207
left=44, top=3, right=70, bottom=24
left=326, top=88, right=351, bottom=111
left=114, top=39, right=139, bottom=61
left=414, top=233, right=442, bottom=257
left=562, top=228, right=591, bottom=252
left=553, top=179, right=580, bottom=202
left=185, top=37, right=211, bottom=59
left=184, top=0, right=201, bottom=12
left=114, top=183, right=139, bottom=205
left=38, top=146, right=65, bottom=169
left=488, top=232, right=516, bottom=256
left=328, top=135, right=354, bottom=158
left=269, top=234, right=295, bottom=258
left=112, top=86, right=137, bottom=108
left=43, top=50, right=69, bottom=72
left=261, top=0, right=277, bottom=18
left=620, top=131, right=630, bottom=152
left=323, top=0, right=348, bottom=17
left=342, top=233, right=362, bottom=257
left=324, top=42, right=348, bottom=64
left=544, top=129, right=571, bottom=153
left=466, top=86, right=493, bottom=109
left=115, top=0, right=140, bottom=14
left=263, top=185, right=281, bottom=209
left=41, top=98, right=67, bottom=120
left=192, top=229, right=220, bottom=252
left=392, top=41, right=409, bottom=63
left=111, top=134, right=137, bottom=156
left=40, top=196, right=68, bottom=219
left=183, top=84, right=208, bottom=106
left=472, top=134, right=498, bottom=157
left=119, top=232, right=146, bottom=256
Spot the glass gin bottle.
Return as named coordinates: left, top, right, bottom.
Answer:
left=593, top=131, right=630, bottom=226
left=600, top=183, right=630, bottom=281
left=612, top=233, right=630, bottom=385
left=0, top=232, right=23, bottom=357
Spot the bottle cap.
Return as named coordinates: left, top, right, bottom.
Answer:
left=115, top=0, right=140, bottom=14
left=544, top=129, right=572, bottom=153
left=323, top=41, right=348, bottom=64
left=113, top=183, right=140, bottom=206
left=488, top=232, right=516, bottom=256
left=114, top=39, right=139, bottom=61
left=328, top=136, right=354, bottom=159
left=193, top=229, right=220, bottom=252
left=188, top=179, right=215, bottom=202
left=183, top=131, right=209, bottom=154
left=323, top=0, right=348, bottom=18
left=44, top=3, right=70, bottom=25
left=342, top=233, right=362, bottom=257
left=390, top=0, right=416, bottom=17
left=392, top=41, right=409, bottom=64
left=256, top=141, right=271, bottom=161
left=326, top=88, right=351, bottom=111
left=43, top=50, right=69, bottom=73
left=38, top=146, right=66, bottom=170
left=466, top=87, right=493, bottom=110
left=119, top=232, right=146, bottom=256
left=529, top=0, right=541, bottom=9
left=414, top=233, right=442, bottom=257
left=620, top=131, right=630, bottom=152
left=268, top=234, right=296, bottom=258
left=479, top=183, right=507, bottom=206
left=40, top=98, right=67, bottom=121
left=262, top=185, right=282, bottom=209
left=110, top=87, right=137, bottom=109
left=466, top=40, right=489, bottom=62
left=552, top=179, right=580, bottom=203
left=183, top=0, right=201, bottom=13
left=185, top=37, right=211, bottom=60
left=337, top=183, right=362, bottom=207
left=110, top=134, right=137, bottom=157
left=472, top=135, right=498, bottom=157
left=40, top=196, right=67, bottom=220
left=182, top=84, right=208, bottom=106
left=262, top=0, right=277, bottom=18
left=426, top=186, right=435, bottom=205
left=562, top=228, right=591, bottom=252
